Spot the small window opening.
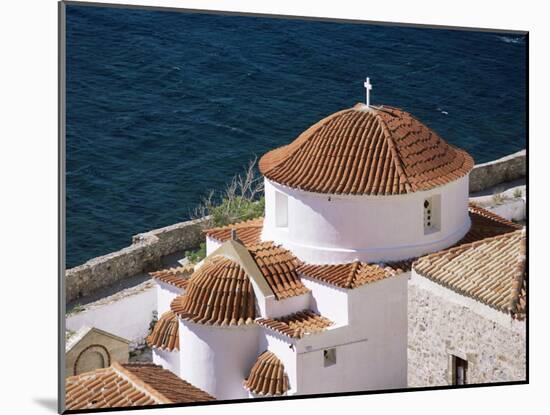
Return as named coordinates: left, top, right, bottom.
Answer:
left=275, top=191, right=288, bottom=228
left=423, top=195, right=441, bottom=234
left=323, top=348, right=337, bottom=367
left=452, top=355, right=468, bottom=385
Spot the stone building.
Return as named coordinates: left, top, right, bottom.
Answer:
left=65, top=326, right=130, bottom=377
left=408, top=227, right=526, bottom=386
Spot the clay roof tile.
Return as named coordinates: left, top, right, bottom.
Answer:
left=413, top=229, right=526, bottom=319
left=244, top=351, right=289, bottom=396
left=65, top=363, right=213, bottom=410
left=146, top=310, right=180, bottom=352
left=256, top=310, right=334, bottom=339
left=259, top=104, right=474, bottom=195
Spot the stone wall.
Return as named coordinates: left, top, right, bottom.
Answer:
left=469, top=150, right=526, bottom=193
left=408, top=278, right=526, bottom=387
left=65, top=329, right=129, bottom=378
left=65, top=216, right=209, bottom=302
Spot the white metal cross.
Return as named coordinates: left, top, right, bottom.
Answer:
left=364, top=77, right=372, bottom=108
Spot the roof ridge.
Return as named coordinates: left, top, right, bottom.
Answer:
left=111, top=362, right=170, bottom=404
left=507, top=235, right=527, bottom=315
left=373, top=109, right=413, bottom=193
left=344, top=260, right=360, bottom=288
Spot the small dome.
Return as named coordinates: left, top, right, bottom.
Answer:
left=170, top=257, right=257, bottom=326
left=147, top=311, right=179, bottom=351
left=259, top=104, right=474, bottom=195
left=244, top=351, right=289, bottom=396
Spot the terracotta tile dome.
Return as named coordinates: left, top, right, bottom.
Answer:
left=170, top=257, right=257, bottom=326
left=147, top=310, right=179, bottom=351
left=259, top=104, right=474, bottom=195
left=244, top=351, right=289, bottom=396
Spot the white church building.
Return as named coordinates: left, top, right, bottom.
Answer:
left=141, top=80, right=525, bottom=401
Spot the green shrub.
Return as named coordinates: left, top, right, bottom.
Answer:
left=185, top=158, right=264, bottom=263
left=211, top=196, right=265, bottom=227
left=185, top=242, right=207, bottom=264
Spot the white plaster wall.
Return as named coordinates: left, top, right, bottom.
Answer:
left=300, top=276, right=349, bottom=325
left=206, top=236, right=222, bottom=256
left=156, top=280, right=184, bottom=315
left=347, top=274, right=408, bottom=388
left=294, top=274, right=408, bottom=394
left=488, top=198, right=526, bottom=223
left=296, top=336, right=371, bottom=394
left=152, top=348, right=180, bottom=376
left=66, top=287, right=156, bottom=345
left=262, top=177, right=470, bottom=264
left=257, top=330, right=298, bottom=394
left=264, top=292, right=311, bottom=319
left=179, top=320, right=260, bottom=400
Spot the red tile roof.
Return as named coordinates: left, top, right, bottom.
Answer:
left=150, top=265, right=194, bottom=290
left=298, top=260, right=400, bottom=289
left=460, top=204, right=523, bottom=244
left=147, top=310, right=179, bottom=351
left=204, top=218, right=263, bottom=246
left=65, top=362, right=213, bottom=410
left=244, top=351, right=289, bottom=396
left=259, top=104, right=474, bottom=195
left=248, top=242, right=310, bottom=299
left=413, top=230, right=526, bottom=319
left=256, top=310, right=334, bottom=338
left=170, top=257, right=257, bottom=326
left=121, top=363, right=213, bottom=403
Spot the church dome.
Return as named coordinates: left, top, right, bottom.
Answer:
left=259, top=104, right=474, bottom=196
left=170, top=257, right=257, bottom=326
left=147, top=310, right=179, bottom=351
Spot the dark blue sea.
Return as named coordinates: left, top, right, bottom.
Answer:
left=65, top=5, right=527, bottom=268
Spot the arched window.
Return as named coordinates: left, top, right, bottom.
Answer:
left=74, top=344, right=111, bottom=375
left=423, top=195, right=441, bottom=234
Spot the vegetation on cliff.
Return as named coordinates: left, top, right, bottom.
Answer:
left=185, top=158, right=264, bottom=263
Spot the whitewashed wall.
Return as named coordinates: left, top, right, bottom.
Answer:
left=258, top=330, right=298, bottom=394
left=152, top=348, right=180, bottom=376
left=265, top=292, right=311, bottom=319
left=347, top=274, right=408, bottom=389
left=156, top=280, right=184, bottom=315
left=294, top=274, right=408, bottom=394
left=262, top=176, right=470, bottom=264
left=178, top=320, right=260, bottom=400
left=300, top=276, right=349, bottom=325
left=66, top=287, right=156, bottom=345
left=206, top=236, right=222, bottom=256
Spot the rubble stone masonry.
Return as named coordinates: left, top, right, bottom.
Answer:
left=65, top=217, right=209, bottom=302
left=408, top=280, right=526, bottom=387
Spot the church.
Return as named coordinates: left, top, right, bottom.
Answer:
left=66, top=79, right=526, bottom=407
